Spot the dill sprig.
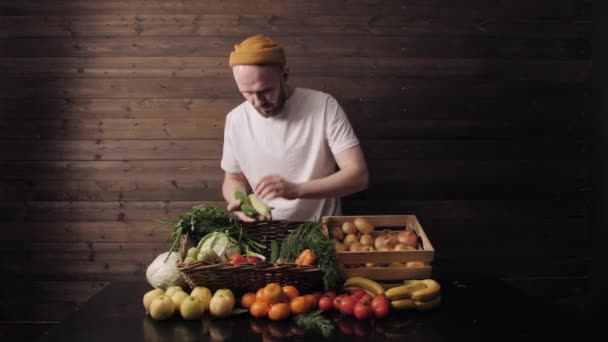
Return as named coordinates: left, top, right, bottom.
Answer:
left=278, top=221, right=339, bottom=290
left=293, top=310, right=334, bottom=337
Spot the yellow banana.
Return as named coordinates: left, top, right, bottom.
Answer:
left=248, top=194, right=272, bottom=220
left=343, top=286, right=376, bottom=298
left=390, top=298, right=416, bottom=311
left=385, top=281, right=427, bottom=300
left=410, top=279, right=441, bottom=302
left=343, top=277, right=385, bottom=295
left=403, top=279, right=421, bottom=285
left=414, top=295, right=441, bottom=311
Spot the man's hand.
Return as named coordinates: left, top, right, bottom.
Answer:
left=226, top=199, right=266, bottom=222
left=255, top=175, right=300, bottom=200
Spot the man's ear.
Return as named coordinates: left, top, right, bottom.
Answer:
left=280, top=66, right=290, bottom=83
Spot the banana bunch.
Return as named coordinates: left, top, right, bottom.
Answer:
left=343, top=277, right=385, bottom=296
left=386, top=279, right=441, bottom=311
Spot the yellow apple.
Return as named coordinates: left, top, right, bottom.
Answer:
left=143, top=288, right=164, bottom=313
left=165, top=285, right=184, bottom=298
left=179, top=296, right=204, bottom=320
left=209, top=289, right=235, bottom=318
left=170, top=291, right=189, bottom=312
left=149, top=295, right=175, bottom=320
left=190, top=287, right=212, bottom=311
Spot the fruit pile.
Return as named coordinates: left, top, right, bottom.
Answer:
left=241, top=283, right=319, bottom=320
left=143, top=285, right=235, bottom=320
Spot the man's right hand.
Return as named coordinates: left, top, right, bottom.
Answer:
left=227, top=199, right=263, bottom=222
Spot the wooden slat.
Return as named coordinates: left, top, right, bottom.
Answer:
left=0, top=159, right=587, bottom=183
left=4, top=177, right=586, bottom=202
left=1, top=260, right=146, bottom=281
left=2, top=242, right=170, bottom=263
left=0, top=15, right=590, bottom=38
left=0, top=221, right=171, bottom=243
left=0, top=201, right=224, bottom=222
left=0, top=35, right=590, bottom=58
left=0, top=140, right=223, bottom=161
left=0, top=116, right=588, bottom=140
left=0, top=77, right=589, bottom=103
left=0, top=139, right=587, bottom=161
left=0, top=0, right=590, bottom=18
left=0, top=94, right=590, bottom=120
left=0, top=57, right=591, bottom=81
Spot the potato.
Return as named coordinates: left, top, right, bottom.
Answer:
left=342, top=234, right=359, bottom=249
left=354, top=218, right=374, bottom=234
left=342, top=222, right=358, bottom=235
left=330, top=226, right=345, bottom=241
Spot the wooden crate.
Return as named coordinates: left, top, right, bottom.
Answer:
left=322, top=215, right=435, bottom=281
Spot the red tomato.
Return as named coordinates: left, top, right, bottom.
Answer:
left=338, top=296, right=357, bottom=316
left=358, top=294, right=372, bottom=305
left=333, top=295, right=343, bottom=311
left=230, top=254, right=247, bottom=264
left=353, top=302, right=373, bottom=320
left=318, top=296, right=333, bottom=311
left=311, top=291, right=323, bottom=301
left=349, top=288, right=366, bottom=299
left=246, top=256, right=262, bottom=263
left=323, top=290, right=337, bottom=299
left=370, top=294, right=390, bottom=319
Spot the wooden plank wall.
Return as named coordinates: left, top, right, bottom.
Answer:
left=0, top=0, right=591, bottom=340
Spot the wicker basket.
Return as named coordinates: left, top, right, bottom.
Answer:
left=176, top=221, right=325, bottom=295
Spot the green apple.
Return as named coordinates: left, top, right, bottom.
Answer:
left=209, top=289, right=235, bottom=318
left=190, top=287, right=212, bottom=311
left=149, top=295, right=175, bottom=320
left=180, top=296, right=204, bottom=320
left=170, top=291, right=189, bottom=312
left=213, top=289, right=235, bottom=304
left=143, top=288, right=164, bottom=313
left=165, top=285, right=184, bottom=298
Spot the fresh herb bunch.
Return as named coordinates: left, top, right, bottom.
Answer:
left=156, top=204, right=265, bottom=259
left=278, top=221, right=339, bottom=290
left=293, top=309, right=334, bottom=337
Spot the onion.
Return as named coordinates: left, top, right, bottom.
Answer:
left=393, top=243, right=414, bottom=251
left=349, top=242, right=371, bottom=252
left=397, top=229, right=418, bottom=249
left=374, top=231, right=397, bottom=250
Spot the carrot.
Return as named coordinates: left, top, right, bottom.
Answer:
left=295, top=249, right=317, bottom=266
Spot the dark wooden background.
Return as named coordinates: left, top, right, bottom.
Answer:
left=0, top=0, right=591, bottom=340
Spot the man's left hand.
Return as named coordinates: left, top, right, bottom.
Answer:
left=255, top=174, right=300, bottom=200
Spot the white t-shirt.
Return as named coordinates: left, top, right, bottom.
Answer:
left=221, top=87, right=360, bottom=221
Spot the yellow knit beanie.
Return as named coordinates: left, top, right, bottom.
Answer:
left=228, top=34, right=286, bottom=67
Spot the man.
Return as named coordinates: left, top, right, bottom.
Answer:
left=221, top=34, right=369, bottom=222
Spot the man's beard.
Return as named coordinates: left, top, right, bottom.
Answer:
left=255, top=82, right=286, bottom=117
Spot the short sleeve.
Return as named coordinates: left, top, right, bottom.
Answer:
left=325, top=95, right=360, bottom=154
left=220, top=112, right=242, bottom=173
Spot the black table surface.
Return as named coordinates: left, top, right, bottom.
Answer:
left=36, top=278, right=589, bottom=342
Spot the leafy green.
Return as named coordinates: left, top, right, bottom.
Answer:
left=293, top=310, right=334, bottom=337
left=156, top=204, right=264, bottom=261
left=279, top=221, right=339, bottom=290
